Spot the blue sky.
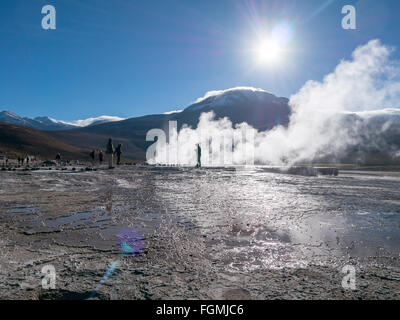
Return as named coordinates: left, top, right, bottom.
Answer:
left=1, top=0, right=400, bottom=121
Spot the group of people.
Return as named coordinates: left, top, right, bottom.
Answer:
left=52, top=139, right=122, bottom=169
left=1, top=139, right=124, bottom=170
left=8, top=138, right=205, bottom=169
left=17, top=156, right=30, bottom=166
left=89, top=138, right=123, bottom=169
left=0, top=155, right=37, bottom=168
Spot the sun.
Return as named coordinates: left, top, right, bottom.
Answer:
left=252, top=23, right=294, bottom=67
left=255, top=39, right=282, bottom=64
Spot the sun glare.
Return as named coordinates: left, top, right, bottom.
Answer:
left=253, top=23, right=294, bottom=67
left=255, top=39, right=282, bottom=64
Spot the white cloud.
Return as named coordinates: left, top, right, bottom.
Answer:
left=164, top=109, right=183, bottom=115
left=194, top=86, right=267, bottom=103
left=60, top=115, right=126, bottom=127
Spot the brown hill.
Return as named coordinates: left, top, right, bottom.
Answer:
left=0, top=122, right=90, bottom=160
left=50, top=129, right=146, bottom=160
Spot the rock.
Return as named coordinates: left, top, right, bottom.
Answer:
left=41, top=161, right=57, bottom=166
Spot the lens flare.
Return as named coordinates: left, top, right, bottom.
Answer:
left=117, top=229, right=145, bottom=255
left=90, top=228, right=145, bottom=298
left=271, top=23, right=294, bottom=46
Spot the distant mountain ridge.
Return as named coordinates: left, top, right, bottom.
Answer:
left=0, top=88, right=292, bottom=159
left=0, top=111, right=125, bottom=131
left=1, top=88, right=399, bottom=164
left=48, top=88, right=292, bottom=159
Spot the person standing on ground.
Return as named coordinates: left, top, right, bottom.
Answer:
left=89, top=150, right=96, bottom=166
left=55, top=153, right=61, bottom=166
left=114, top=144, right=122, bottom=165
left=99, top=150, right=104, bottom=165
left=106, top=138, right=115, bottom=169
left=196, top=143, right=201, bottom=168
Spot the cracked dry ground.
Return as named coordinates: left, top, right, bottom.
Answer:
left=0, top=167, right=399, bottom=299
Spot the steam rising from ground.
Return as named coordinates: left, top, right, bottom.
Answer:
left=148, top=40, right=400, bottom=166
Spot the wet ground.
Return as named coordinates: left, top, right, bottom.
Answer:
left=0, top=165, right=399, bottom=299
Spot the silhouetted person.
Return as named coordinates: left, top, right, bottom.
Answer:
left=99, top=150, right=104, bottom=165
left=90, top=150, right=96, bottom=165
left=106, top=138, right=115, bottom=169
left=114, top=144, right=122, bottom=165
left=55, top=153, right=61, bottom=165
left=196, top=144, right=201, bottom=168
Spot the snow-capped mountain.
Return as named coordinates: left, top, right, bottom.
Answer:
left=178, top=87, right=291, bottom=130
left=344, top=108, right=400, bottom=124
left=187, top=87, right=286, bottom=111
left=0, top=111, right=31, bottom=126
left=0, top=111, right=125, bottom=131
left=58, top=115, right=126, bottom=127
